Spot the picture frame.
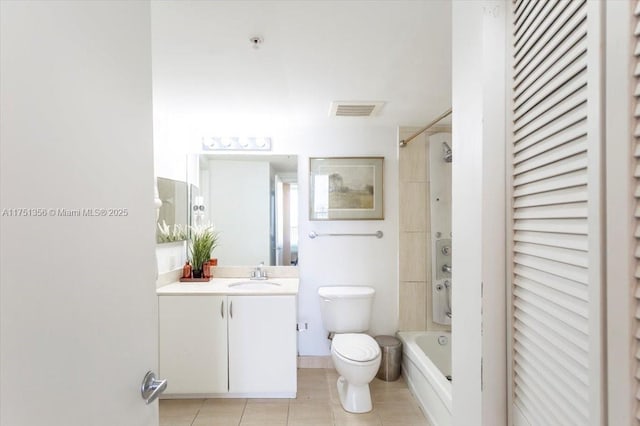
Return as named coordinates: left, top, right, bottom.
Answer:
left=309, top=157, right=384, bottom=220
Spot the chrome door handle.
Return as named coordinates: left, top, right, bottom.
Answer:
left=141, top=371, right=167, bottom=404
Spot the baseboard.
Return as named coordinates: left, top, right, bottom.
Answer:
left=297, top=356, right=333, bottom=369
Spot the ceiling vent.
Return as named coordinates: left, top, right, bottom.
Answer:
left=329, top=101, right=385, bottom=117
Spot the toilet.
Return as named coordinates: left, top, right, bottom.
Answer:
left=318, top=286, right=381, bottom=413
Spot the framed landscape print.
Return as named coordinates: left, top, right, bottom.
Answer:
left=309, top=157, right=384, bottom=220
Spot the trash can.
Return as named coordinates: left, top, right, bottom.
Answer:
left=374, top=335, right=402, bottom=381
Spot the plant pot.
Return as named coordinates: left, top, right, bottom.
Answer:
left=210, top=258, right=218, bottom=266
left=192, top=269, right=203, bottom=279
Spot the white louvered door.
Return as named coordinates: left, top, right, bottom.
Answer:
left=508, top=1, right=604, bottom=425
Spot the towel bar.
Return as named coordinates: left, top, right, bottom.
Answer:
left=308, top=231, right=383, bottom=239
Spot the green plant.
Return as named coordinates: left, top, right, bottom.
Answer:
left=189, top=224, right=219, bottom=272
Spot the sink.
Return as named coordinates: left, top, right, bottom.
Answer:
left=228, top=281, right=282, bottom=290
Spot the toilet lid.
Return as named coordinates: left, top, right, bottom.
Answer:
left=332, top=334, right=380, bottom=362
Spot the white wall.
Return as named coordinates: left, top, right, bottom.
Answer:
left=156, top=122, right=399, bottom=355
left=156, top=241, right=188, bottom=275
left=452, top=1, right=506, bottom=425
left=0, top=1, right=157, bottom=425
left=288, top=124, right=399, bottom=355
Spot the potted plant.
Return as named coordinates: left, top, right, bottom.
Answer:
left=189, top=223, right=219, bottom=278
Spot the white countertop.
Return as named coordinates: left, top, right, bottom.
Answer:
left=157, top=277, right=299, bottom=296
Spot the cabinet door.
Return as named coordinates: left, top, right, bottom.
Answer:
left=159, top=295, right=228, bottom=394
left=228, top=296, right=297, bottom=394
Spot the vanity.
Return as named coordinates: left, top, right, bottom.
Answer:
left=157, top=277, right=298, bottom=398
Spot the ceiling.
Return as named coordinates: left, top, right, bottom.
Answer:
left=150, top=1, right=452, bottom=137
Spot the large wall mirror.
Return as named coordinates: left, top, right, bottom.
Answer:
left=198, top=154, right=298, bottom=266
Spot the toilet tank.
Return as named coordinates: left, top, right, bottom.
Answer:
left=318, top=286, right=375, bottom=333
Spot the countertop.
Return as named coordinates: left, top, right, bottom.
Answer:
left=157, top=277, right=299, bottom=296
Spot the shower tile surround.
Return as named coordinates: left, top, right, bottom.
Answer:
left=399, top=129, right=450, bottom=332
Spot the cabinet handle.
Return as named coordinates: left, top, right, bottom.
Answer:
left=230, top=301, right=233, bottom=319
left=221, top=300, right=224, bottom=319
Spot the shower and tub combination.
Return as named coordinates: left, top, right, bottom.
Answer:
left=397, top=331, right=452, bottom=426
left=398, top=131, right=453, bottom=426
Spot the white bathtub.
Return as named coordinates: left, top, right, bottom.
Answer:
left=397, top=331, right=452, bottom=426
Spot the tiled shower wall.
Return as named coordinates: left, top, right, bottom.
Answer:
left=398, top=128, right=451, bottom=332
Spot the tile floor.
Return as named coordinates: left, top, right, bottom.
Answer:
left=159, top=368, right=431, bottom=426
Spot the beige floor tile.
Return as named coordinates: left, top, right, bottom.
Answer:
left=199, top=398, right=247, bottom=415
left=297, top=367, right=328, bottom=379
left=288, top=399, right=334, bottom=425
left=192, top=411, right=243, bottom=426
left=296, top=387, right=331, bottom=401
left=195, top=398, right=246, bottom=425
left=159, top=369, right=432, bottom=426
left=371, top=376, right=408, bottom=389
left=240, top=399, right=289, bottom=425
left=297, top=376, right=331, bottom=401
left=332, top=406, right=382, bottom=426
left=159, top=398, right=205, bottom=417
left=376, top=400, right=423, bottom=416
left=380, top=418, right=431, bottom=426
left=159, top=415, right=198, bottom=426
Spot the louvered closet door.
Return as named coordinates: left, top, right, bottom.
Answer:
left=634, top=1, right=640, bottom=421
left=508, top=1, right=604, bottom=425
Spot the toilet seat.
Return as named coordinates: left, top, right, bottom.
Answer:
left=332, top=334, right=380, bottom=363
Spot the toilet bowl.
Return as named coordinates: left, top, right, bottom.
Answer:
left=317, top=286, right=380, bottom=413
left=330, top=333, right=381, bottom=413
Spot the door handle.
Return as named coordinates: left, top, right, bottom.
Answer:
left=221, top=300, right=224, bottom=318
left=141, top=371, right=167, bottom=404
left=230, top=301, right=233, bottom=319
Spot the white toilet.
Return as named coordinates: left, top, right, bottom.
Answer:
left=318, top=286, right=381, bottom=413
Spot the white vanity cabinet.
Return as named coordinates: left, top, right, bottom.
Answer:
left=158, top=292, right=297, bottom=398
left=159, top=295, right=228, bottom=395
left=227, top=295, right=297, bottom=394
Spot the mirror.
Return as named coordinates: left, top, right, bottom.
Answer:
left=156, top=177, right=188, bottom=243
left=198, top=154, right=298, bottom=266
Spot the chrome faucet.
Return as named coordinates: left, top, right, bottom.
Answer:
left=250, top=262, right=268, bottom=280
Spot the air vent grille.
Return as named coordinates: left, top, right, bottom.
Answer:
left=329, top=101, right=384, bottom=117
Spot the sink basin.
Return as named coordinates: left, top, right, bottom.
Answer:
left=228, top=281, right=282, bottom=290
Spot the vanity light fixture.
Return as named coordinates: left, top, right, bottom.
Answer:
left=202, top=136, right=272, bottom=151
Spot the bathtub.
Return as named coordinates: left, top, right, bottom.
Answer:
left=397, top=331, right=452, bottom=426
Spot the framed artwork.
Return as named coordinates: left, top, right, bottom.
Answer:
left=309, top=157, right=384, bottom=220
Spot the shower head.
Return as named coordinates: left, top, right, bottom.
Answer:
left=442, top=142, right=452, bottom=163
